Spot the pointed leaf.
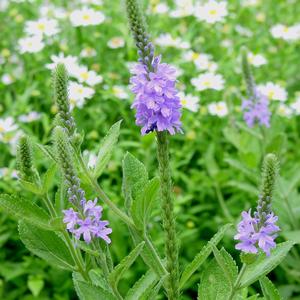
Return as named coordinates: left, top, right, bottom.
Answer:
left=93, top=120, right=122, bottom=178
left=259, top=276, right=281, bottom=300
left=109, top=241, right=145, bottom=288
left=42, top=164, right=57, bottom=192
left=0, top=194, right=51, bottom=230
left=19, top=180, right=43, bottom=195
left=36, top=144, right=57, bottom=163
left=19, top=221, right=75, bottom=270
left=240, top=241, right=294, bottom=288
left=180, top=224, right=232, bottom=288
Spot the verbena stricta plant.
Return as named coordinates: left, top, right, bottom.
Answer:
left=0, top=1, right=295, bottom=299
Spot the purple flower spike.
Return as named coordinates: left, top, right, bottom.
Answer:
left=130, top=56, right=182, bottom=135
left=242, top=89, right=271, bottom=128
left=235, top=209, right=279, bottom=256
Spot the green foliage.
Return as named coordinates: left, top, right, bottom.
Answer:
left=259, top=276, right=282, bottom=300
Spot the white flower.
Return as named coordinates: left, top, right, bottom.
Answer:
left=257, top=82, right=287, bottom=101
left=18, top=36, right=45, bottom=53
left=270, top=24, right=300, bottom=41
left=277, top=104, right=293, bottom=118
left=25, top=18, right=60, bottom=37
left=179, top=92, right=200, bottom=112
left=88, top=152, right=97, bottom=169
left=46, top=53, right=80, bottom=75
left=208, top=101, right=228, bottom=117
left=247, top=52, right=267, bottom=67
left=112, top=86, right=129, bottom=99
left=235, top=25, right=253, bottom=37
left=291, top=98, right=300, bottom=115
left=80, top=47, right=97, bottom=57
left=170, top=0, right=194, bottom=18
left=69, top=81, right=95, bottom=109
left=107, top=37, right=125, bottom=49
left=1, top=74, right=14, bottom=85
left=73, top=66, right=103, bottom=86
left=70, top=8, right=105, bottom=27
left=194, top=0, right=228, bottom=24
left=0, top=117, right=18, bottom=141
left=195, top=55, right=217, bottom=72
left=18, top=112, right=42, bottom=123
left=152, top=3, right=169, bottom=14
left=39, top=4, right=67, bottom=19
left=155, top=33, right=190, bottom=49
left=191, top=72, right=225, bottom=91
left=0, top=168, right=18, bottom=179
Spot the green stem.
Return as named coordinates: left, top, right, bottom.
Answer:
left=156, top=131, right=179, bottom=300
left=229, top=264, right=247, bottom=300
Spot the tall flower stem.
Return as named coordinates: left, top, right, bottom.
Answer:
left=156, top=131, right=179, bottom=300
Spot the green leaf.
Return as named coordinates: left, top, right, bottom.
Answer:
left=73, top=275, right=116, bottom=300
left=211, top=246, right=238, bottom=288
left=0, top=194, right=51, bottom=230
left=93, top=120, right=122, bottom=178
left=27, top=276, right=44, bottom=297
left=42, top=164, right=57, bottom=192
left=89, top=269, right=110, bottom=291
left=131, top=177, right=159, bottom=230
left=109, top=241, right=145, bottom=288
left=198, top=248, right=238, bottom=300
left=125, top=269, right=158, bottom=300
left=180, top=224, right=232, bottom=289
left=19, top=180, right=43, bottom=195
left=259, top=276, right=282, bottom=300
left=240, top=241, right=294, bottom=288
left=122, top=152, right=148, bottom=211
left=19, top=221, right=75, bottom=270
left=36, top=143, right=57, bottom=163
left=283, top=231, right=300, bottom=244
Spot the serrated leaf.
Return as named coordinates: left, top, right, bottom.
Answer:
left=240, top=241, right=294, bottom=288
left=180, top=224, right=232, bottom=289
left=0, top=194, right=51, bottom=230
left=73, top=274, right=116, bottom=300
left=19, top=180, right=43, bottom=195
left=36, top=144, right=57, bottom=163
left=93, top=120, right=122, bottom=178
left=19, top=221, right=75, bottom=270
left=122, top=152, right=148, bottom=211
left=42, top=164, right=57, bottom=192
left=259, top=276, right=281, bottom=300
left=211, top=246, right=238, bottom=288
left=109, top=241, right=145, bottom=288
left=198, top=248, right=237, bottom=300
left=131, top=177, right=159, bottom=230
left=125, top=269, right=158, bottom=300
left=140, top=274, right=166, bottom=300
left=89, top=269, right=110, bottom=290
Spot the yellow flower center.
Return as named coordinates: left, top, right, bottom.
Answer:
left=37, top=23, right=46, bottom=31
left=80, top=72, right=89, bottom=81
left=209, top=9, right=217, bottom=15
left=191, top=53, right=199, bottom=60
left=181, top=99, right=187, bottom=105
left=77, top=88, right=84, bottom=94
left=203, top=81, right=211, bottom=87
left=283, top=26, right=289, bottom=33
left=0, top=126, right=4, bottom=133
left=268, top=91, right=275, bottom=98
left=83, top=14, right=91, bottom=21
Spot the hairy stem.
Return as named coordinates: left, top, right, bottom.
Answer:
left=156, top=131, right=179, bottom=300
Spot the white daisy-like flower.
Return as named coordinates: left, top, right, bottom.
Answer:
left=69, top=81, right=95, bottom=109
left=194, top=0, right=228, bottom=24
left=73, top=66, right=103, bottom=86
left=18, top=112, right=42, bottom=123
left=46, top=53, right=80, bottom=75
left=80, top=47, right=97, bottom=57
left=107, top=37, right=125, bottom=49
left=290, top=98, right=300, bottom=115
left=112, top=85, right=129, bottom=100
left=70, top=8, right=105, bottom=27
left=257, top=82, right=287, bottom=101
left=25, top=18, right=60, bottom=37
left=1, top=74, right=14, bottom=85
left=0, top=117, right=18, bottom=141
left=270, top=24, right=300, bottom=41
left=277, top=104, right=293, bottom=118
left=191, top=72, right=225, bottom=91
left=208, top=101, right=228, bottom=117
left=18, top=36, right=45, bottom=53
left=179, top=92, right=200, bottom=112
left=170, top=0, right=194, bottom=18
left=247, top=52, right=267, bottom=67
left=155, top=33, right=190, bottom=49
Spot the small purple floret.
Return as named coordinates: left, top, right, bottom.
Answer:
left=130, top=55, right=182, bottom=135
left=234, top=210, right=279, bottom=256
left=242, top=89, right=271, bottom=128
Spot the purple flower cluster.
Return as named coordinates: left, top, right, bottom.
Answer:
left=242, top=89, right=271, bottom=128
left=234, top=209, right=279, bottom=256
left=63, top=198, right=112, bottom=244
left=130, top=56, right=182, bottom=135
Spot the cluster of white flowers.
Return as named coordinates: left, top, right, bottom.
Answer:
left=247, top=52, right=267, bottom=67
left=107, top=37, right=125, bottom=49
left=183, top=51, right=218, bottom=72
left=271, top=24, right=300, bottom=41
left=257, top=82, right=287, bottom=102
left=70, top=7, right=105, bottom=27
left=155, top=34, right=190, bottom=49
left=46, top=53, right=103, bottom=109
